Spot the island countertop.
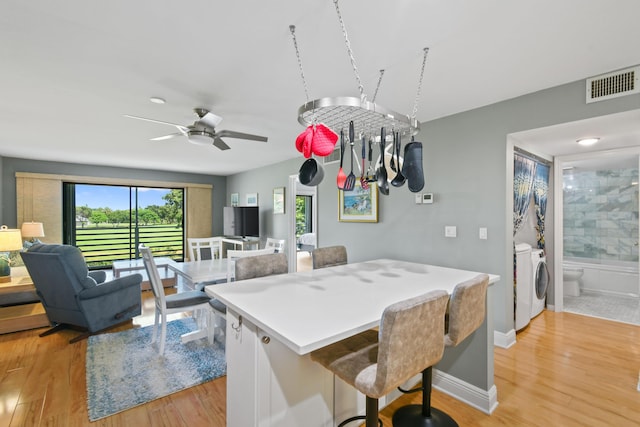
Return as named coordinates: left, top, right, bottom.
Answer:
left=206, top=258, right=499, bottom=355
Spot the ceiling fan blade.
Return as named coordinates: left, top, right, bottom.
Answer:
left=123, top=114, right=189, bottom=133
left=215, top=129, right=268, bottom=142
left=198, top=111, right=223, bottom=128
left=213, top=137, right=231, bottom=151
left=150, top=133, right=183, bottom=141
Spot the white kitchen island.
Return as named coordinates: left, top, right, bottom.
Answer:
left=205, top=259, right=499, bottom=427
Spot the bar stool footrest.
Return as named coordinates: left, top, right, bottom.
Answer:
left=338, top=415, right=383, bottom=427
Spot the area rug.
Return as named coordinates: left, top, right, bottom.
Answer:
left=86, top=318, right=226, bottom=421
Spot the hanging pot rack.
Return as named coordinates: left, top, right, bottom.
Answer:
left=290, top=0, right=429, bottom=142
left=297, top=96, right=419, bottom=140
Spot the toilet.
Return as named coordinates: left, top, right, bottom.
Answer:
left=563, top=266, right=584, bottom=296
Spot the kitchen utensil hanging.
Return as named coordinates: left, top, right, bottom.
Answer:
left=343, top=121, right=357, bottom=191
left=289, top=0, right=431, bottom=196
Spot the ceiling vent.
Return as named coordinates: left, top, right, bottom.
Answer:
left=586, top=66, right=639, bottom=103
left=323, top=146, right=341, bottom=165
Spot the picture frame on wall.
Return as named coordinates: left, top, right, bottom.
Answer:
left=338, top=181, right=378, bottom=222
left=231, top=193, right=239, bottom=207
left=246, top=193, right=258, bottom=206
left=273, top=187, right=285, bottom=214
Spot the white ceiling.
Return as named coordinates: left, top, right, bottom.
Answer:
left=1, top=0, right=639, bottom=176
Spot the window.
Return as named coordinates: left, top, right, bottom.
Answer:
left=63, top=183, right=184, bottom=268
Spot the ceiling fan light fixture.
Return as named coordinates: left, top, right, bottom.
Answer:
left=188, top=130, right=215, bottom=145
left=577, top=137, right=600, bottom=146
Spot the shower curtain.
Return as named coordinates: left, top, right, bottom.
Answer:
left=533, top=163, right=549, bottom=250
left=514, top=154, right=537, bottom=236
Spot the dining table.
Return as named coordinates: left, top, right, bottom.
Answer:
left=167, top=257, right=230, bottom=288
left=166, top=258, right=230, bottom=343
left=205, top=258, right=500, bottom=427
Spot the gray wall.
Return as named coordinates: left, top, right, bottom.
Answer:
left=0, top=156, right=4, bottom=225
left=0, top=157, right=227, bottom=234
left=224, top=160, right=294, bottom=245
left=227, top=75, right=640, bottom=390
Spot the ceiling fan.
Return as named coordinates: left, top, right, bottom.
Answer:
left=124, top=107, right=268, bottom=150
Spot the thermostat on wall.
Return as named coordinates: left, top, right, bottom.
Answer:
left=422, top=193, right=433, bottom=204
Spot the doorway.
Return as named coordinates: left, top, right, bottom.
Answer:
left=287, top=175, right=317, bottom=272
left=554, top=148, right=640, bottom=325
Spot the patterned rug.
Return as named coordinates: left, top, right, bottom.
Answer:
left=86, top=318, right=225, bottom=421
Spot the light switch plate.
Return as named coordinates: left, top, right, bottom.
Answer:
left=445, top=226, right=457, bottom=238
left=415, top=194, right=422, bottom=204
left=479, top=227, right=488, bottom=240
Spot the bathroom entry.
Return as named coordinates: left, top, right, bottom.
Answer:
left=557, top=149, right=640, bottom=325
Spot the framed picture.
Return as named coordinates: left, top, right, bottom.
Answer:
left=273, top=187, right=285, bottom=214
left=231, top=193, right=239, bottom=207
left=246, top=193, right=258, bottom=206
left=339, top=181, right=378, bottom=222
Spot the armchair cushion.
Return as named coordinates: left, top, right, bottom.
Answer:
left=89, top=270, right=107, bottom=284
left=78, top=274, right=143, bottom=300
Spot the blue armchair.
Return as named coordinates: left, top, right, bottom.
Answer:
left=20, top=244, right=142, bottom=343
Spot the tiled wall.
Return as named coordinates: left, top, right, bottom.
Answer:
left=563, top=167, right=639, bottom=262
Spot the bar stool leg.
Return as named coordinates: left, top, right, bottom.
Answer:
left=392, top=367, right=458, bottom=427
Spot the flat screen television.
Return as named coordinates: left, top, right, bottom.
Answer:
left=223, top=206, right=259, bottom=238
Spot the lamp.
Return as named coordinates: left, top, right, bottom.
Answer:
left=21, top=221, right=45, bottom=243
left=0, top=225, right=23, bottom=283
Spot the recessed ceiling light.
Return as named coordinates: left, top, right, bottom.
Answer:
left=577, top=137, right=599, bottom=146
left=149, top=97, right=166, bottom=104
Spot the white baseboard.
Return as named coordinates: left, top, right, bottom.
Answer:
left=433, top=369, right=498, bottom=414
left=494, top=329, right=516, bottom=348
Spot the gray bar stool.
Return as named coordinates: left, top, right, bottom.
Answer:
left=311, top=290, right=449, bottom=427
left=393, top=274, right=489, bottom=427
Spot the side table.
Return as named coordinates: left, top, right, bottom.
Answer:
left=113, top=257, right=178, bottom=290
left=0, top=269, right=50, bottom=334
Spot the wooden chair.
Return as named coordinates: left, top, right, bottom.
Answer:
left=311, top=245, right=347, bottom=269
left=187, top=237, right=222, bottom=261
left=139, top=245, right=213, bottom=355
left=264, top=237, right=286, bottom=253
left=393, top=274, right=490, bottom=427
left=311, top=290, right=449, bottom=427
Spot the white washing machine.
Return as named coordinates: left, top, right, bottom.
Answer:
left=531, top=249, right=549, bottom=319
left=515, top=243, right=532, bottom=331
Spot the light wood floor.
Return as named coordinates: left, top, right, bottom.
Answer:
left=1, top=301, right=639, bottom=426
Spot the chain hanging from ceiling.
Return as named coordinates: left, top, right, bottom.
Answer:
left=290, top=0, right=430, bottom=142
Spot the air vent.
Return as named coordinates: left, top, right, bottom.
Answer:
left=323, top=147, right=341, bottom=165
left=586, top=66, right=639, bottom=103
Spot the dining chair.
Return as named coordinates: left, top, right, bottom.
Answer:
left=187, top=237, right=222, bottom=261
left=393, top=274, right=489, bottom=427
left=235, top=252, right=288, bottom=281
left=310, top=290, right=449, bottom=427
left=209, top=252, right=287, bottom=344
left=311, top=245, right=347, bottom=269
left=264, top=237, right=286, bottom=253
left=226, top=247, right=276, bottom=283
left=139, top=245, right=214, bottom=355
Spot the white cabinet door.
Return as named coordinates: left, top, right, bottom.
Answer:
left=256, top=327, right=334, bottom=426
left=225, top=309, right=334, bottom=427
